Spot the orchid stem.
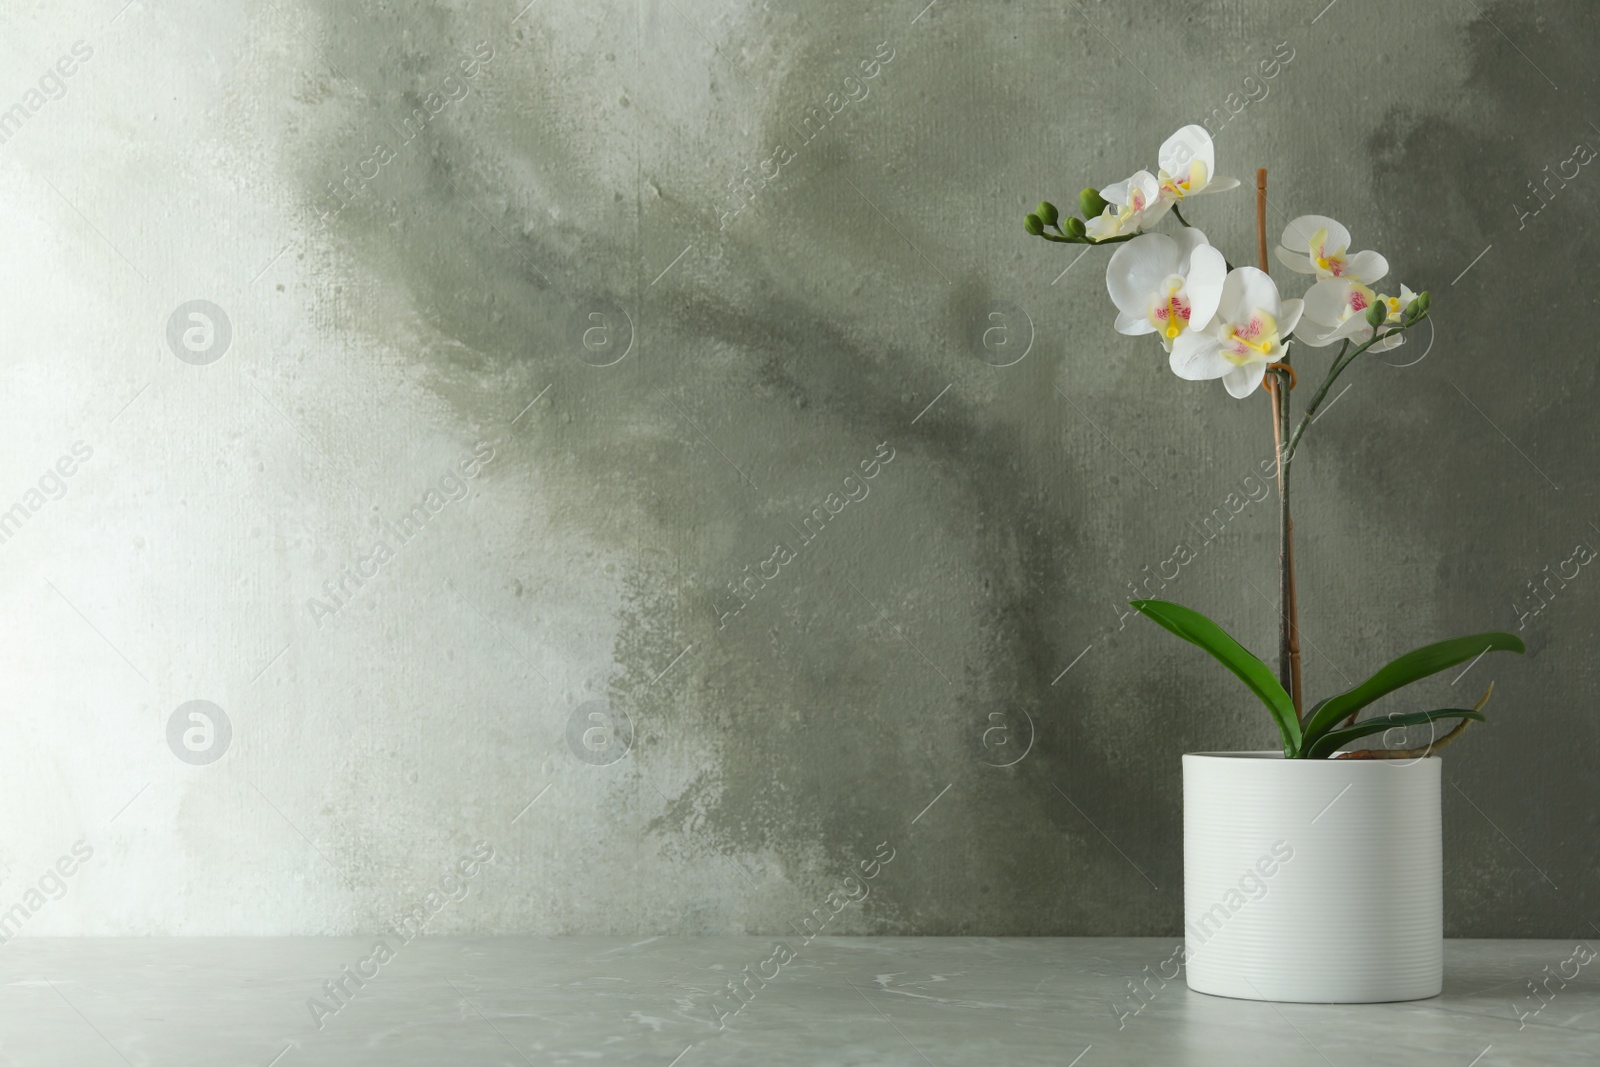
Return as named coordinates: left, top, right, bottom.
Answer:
left=1278, top=365, right=1301, bottom=720
left=1274, top=318, right=1424, bottom=716
left=1171, top=204, right=1191, bottom=228
left=1283, top=318, right=1426, bottom=467
left=1037, top=232, right=1138, bottom=245
left=1258, top=167, right=1302, bottom=722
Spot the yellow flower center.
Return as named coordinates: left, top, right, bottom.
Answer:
left=1223, top=310, right=1280, bottom=365
left=1345, top=284, right=1377, bottom=321
left=1146, top=281, right=1192, bottom=340
left=1159, top=161, right=1208, bottom=201
left=1099, top=201, right=1142, bottom=235
left=1309, top=227, right=1349, bottom=277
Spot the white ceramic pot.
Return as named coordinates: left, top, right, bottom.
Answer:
left=1183, top=752, right=1441, bottom=1003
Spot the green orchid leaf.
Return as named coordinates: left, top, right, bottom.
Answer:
left=1131, top=599, right=1301, bottom=757
left=1300, top=632, right=1525, bottom=749
left=1305, top=708, right=1487, bottom=760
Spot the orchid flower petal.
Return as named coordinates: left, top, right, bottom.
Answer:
left=1170, top=332, right=1230, bottom=380
left=1278, top=297, right=1305, bottom=339
left=1115, top=309, right=1158, bottom=336
left=1106, top=234, right=1181, bottom=315
left=1220, top=267, right=1282, bottom=322
left=1223, top=362, right=1267, bottom=398
left=1302, top=278, right=1360, bottom=324
left=1160, top=125, right=1216, bottom=183
left=1185, top=245, right=1227, bottom=330
left=1343, top=250, right=1390, bottom=285
left=1281, top=215, right=1351, bottom=257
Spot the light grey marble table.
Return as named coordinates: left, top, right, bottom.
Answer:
left=0, top=938, right=1589, bottom=1065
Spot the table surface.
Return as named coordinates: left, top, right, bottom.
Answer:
left=0, top=937, right=1589, bottom=1065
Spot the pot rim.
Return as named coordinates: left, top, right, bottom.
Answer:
left=1184, top=750, right=1441, bottom=765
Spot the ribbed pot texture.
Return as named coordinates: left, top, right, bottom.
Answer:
left=1183, top=752, right=1442, bottom=1003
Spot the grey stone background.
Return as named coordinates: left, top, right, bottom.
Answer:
left=0, top=0, right=1593, bottom=939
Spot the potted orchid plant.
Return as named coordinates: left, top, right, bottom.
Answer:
left=1023, top=126, right=1525, bottom=1003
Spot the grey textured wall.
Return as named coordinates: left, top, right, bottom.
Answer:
left=3, top=0, right=1594, bottom=938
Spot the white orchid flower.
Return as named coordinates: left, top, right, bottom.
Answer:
left=1275, top=215, right=1389, bottom=283
left=1153, top=125, right=1241, bottom=214
left=1105, top=229, right=1228, bottom=351
left=1377, top=285, right=1420, bottom=325
left=1170, top=267, right=1304, bottom=399
left=1086, top=170, right=1160, bottom=241
left=1299, top=279, right=1418, bottom=351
